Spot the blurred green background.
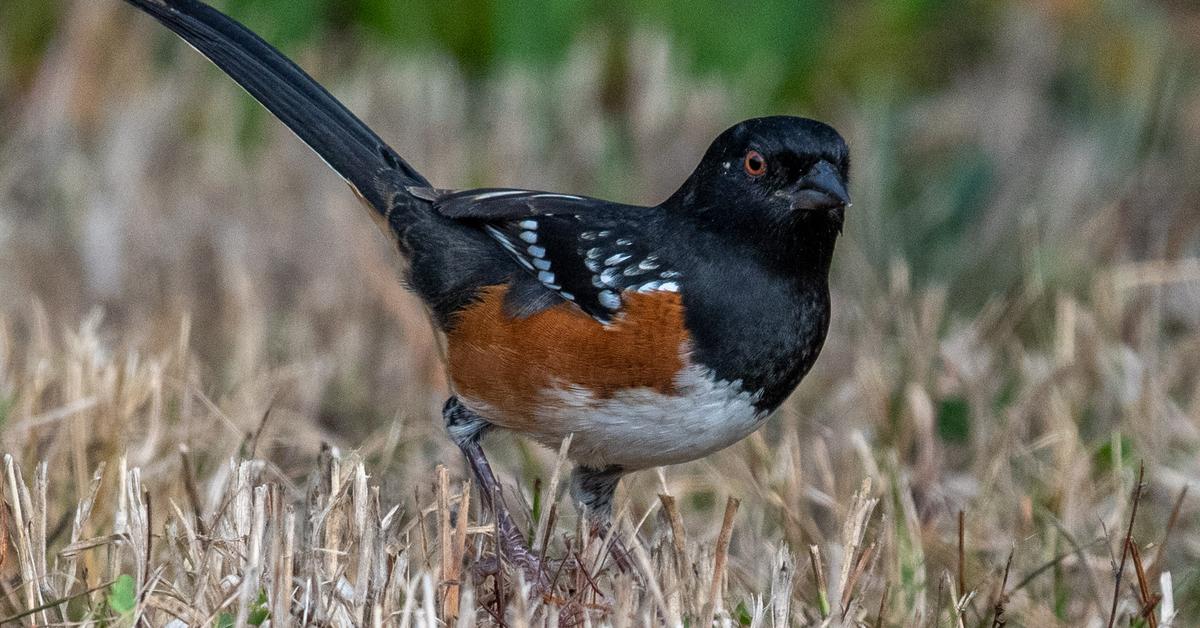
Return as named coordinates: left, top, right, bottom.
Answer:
left=5, top=0, right=1196, bottom=314
left=3, top=2, right=1200, bottom=621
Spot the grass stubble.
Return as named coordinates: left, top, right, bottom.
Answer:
left=1, top=257, right=1196, bottom=625
left=2, top=2, right=1200, bottom=626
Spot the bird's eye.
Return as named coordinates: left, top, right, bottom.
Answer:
left=743, top=150, right=767, bottom=177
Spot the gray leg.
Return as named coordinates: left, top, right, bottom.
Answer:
left=570, top=465, right=624, bottom=519
left=570, top=465, right=635, bottom=573
left=443, top=397, right=549, bottom=590
left=443, top=395, right=491, bottom=448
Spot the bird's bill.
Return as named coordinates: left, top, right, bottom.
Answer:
left=790, top=160, right=850, bottom=212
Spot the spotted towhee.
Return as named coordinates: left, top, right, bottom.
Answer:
left=124, top=0, right=850, bottom=585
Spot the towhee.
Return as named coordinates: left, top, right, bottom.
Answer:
left=122, top=0, right=851, bottom=586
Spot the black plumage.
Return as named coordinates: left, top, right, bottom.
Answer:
left=120, top=0, right=852, bottom=587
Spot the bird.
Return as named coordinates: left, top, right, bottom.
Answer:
left=121, top=0, right=850, bottom=588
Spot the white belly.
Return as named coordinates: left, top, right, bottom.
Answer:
left=469, top=364, right=768, bottom=469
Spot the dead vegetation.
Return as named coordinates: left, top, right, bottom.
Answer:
left=1, top=254, right=1196, bottom=625
left=2, top=2, right=1200, bottom=626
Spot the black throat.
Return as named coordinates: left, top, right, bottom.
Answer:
left=662, top=217, right=838, bottom=415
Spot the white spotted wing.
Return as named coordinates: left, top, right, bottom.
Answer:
left=413, top=187, right=682, bottom=322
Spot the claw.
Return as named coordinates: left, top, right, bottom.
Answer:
left=471, top=555, right=500, bottom=578
left=496, top=526, right=552, bottom=594
left=590, top=521, right=641, bottom=583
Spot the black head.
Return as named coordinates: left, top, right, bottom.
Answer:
left=663, top=116, right=850, bottom=270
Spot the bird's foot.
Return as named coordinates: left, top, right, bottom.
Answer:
left=471, top=543, right=552, bottom=595
left=496, top=529, right=552, bottom=594
left=590, top=521, right=637, bottom=576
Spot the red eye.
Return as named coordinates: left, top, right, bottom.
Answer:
left=743, top=150, right=767, bottom=177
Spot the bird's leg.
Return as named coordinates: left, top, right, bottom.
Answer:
left=570, top=465, right=636, bottom=574
left=443, top=397, right=549, bottom=591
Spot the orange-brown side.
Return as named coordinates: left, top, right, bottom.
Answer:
left=446, top=285, right=689, bottom=429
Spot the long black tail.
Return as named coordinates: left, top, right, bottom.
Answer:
left=122, top=0, right=428, bottom=212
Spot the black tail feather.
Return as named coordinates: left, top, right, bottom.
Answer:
left=123, top=0, right=427, bottom=211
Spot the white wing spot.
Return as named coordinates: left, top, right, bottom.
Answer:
left=586, top=248, right=603, bottom=260
left=538, top=270, right=556, bottom=285
left=591, top=275, right=605, bottom=288
left=519, top=230, right=538, bottom=244
left=518, top=219, right=538, bottom=230
left=600, top=268, right=620, bottom=285
left=533, top=257, right=552, bottom=271
left=605, top=253, right=632, bottom=266
left=528, top=245, right=546, bottom=258
left=560, top=292, right=576, bottom=301
left=658, top=281, right=681, bottom=292
left=580, top=232, right=598, bottom=241
left=598, top=290, right=621, bottom=310
left=471, top=190, right=525, bottom=201
left=638, top=258, right=660, bottom=271
left=484, top=225, right=534, bottom=269
left=616, top=238, right=633, bottom=246
left=636, top=281, right=663, bottom=293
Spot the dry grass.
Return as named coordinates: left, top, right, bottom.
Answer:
left=3, top=2, right=1200, bottom=626
left=2, top=263, right=1197, bottom=626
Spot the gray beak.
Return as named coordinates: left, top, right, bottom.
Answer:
left=791, top=160, right=850, bottom=211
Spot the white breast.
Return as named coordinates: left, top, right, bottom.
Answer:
left=476, top=364, right=768, bottom=469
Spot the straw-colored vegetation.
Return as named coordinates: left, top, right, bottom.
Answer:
left=2, top=1, right=1199, bottom=625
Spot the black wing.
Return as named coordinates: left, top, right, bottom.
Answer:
left=413, top=187, right=601, bottom=219
left=414, top=188, right=683, bottom=323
